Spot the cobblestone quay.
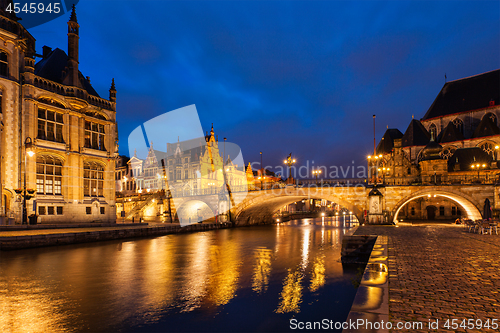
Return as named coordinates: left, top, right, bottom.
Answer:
left=355, top=224, right=500, bottom=332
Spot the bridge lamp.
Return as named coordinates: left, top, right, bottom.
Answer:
left=147, top=189, right=150, bottom=193
left=321, top=212, right=325, bottom=217
left=378, top=154, right=382, bottom=158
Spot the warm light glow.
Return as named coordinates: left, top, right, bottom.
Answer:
left=378, top=154, right=382, bottom=158
left=496, top=145, right=499, bottom=150
left=321, top=213, right=325, bottom=217
left=123, top=177, right=127, bottom=182
left=374, top=156, right=378, bottom=159
left=367, top=155, right=371, bottom=159
left=147, top=189, right=150, bottom=192
left=292, top=159, right=296, bottom=163
left=284, top=160, right=287, bottom=163
left=482, top=164, right=486, bottom=168
left=27, top=150, right=35, bottom=157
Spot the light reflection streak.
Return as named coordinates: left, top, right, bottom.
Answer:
left=275, top=268, right=303, bottom=313
left=309, top=255, right=326, bottom=292
left=206, top=239, right=241, bottom=306
left=180, top=234, right=210, bottom=312
left=301, top=228, right=310, bottom=270
left=252, top=247, right=272, bottom=294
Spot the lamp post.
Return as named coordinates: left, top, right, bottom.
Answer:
left=283, top=153, right=296, bottom=185
left=377, top=166, right=390, bottom=185
left=471, top=163, right=487, bottom=182
left=367, top=154, right=383, bottom=185
left=22, top=137, right=35, bottom=225
left=312, top=169, right=321, bottom=183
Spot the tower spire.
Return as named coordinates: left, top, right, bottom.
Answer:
left=109, top=78, right=116, bottom=102
left=64, top=4, right=80, bottom=87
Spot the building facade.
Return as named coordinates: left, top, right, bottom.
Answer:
left=0, top=5, right=118, bottom=223
left=372, top=69, right=500, bottom=220
left=115, top=126, right=248, bottom=220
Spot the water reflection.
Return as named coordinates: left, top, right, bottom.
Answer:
left=252, top=247, right=272, bottom=294
left=0, top=217, right=359, bottom=332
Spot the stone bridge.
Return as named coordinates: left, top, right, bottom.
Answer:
left=169, top=184, right=497, bottom=224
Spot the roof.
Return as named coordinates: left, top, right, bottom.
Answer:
left=422, top=69, right=500, bottom=120
left=34, top=48, right=100, bottom=97
left=401, top=119, right=430, bottom=147
left=376, top=129, right=403, bottom=154
left=472, top=114, right=500, bottom=139
left=447, top=147, right=492, bottom=172
left=439, top=121, right=465, bottom=143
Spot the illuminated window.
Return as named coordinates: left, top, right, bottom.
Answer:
left=36, top=155, right=63, bottom=195
left=439, top=206, right=445, bottom=216
left=429, top=123, right=437, bottom=141
left=84, top=161, right=104, bottom=197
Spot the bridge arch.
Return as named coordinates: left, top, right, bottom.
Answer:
left=392, top=189, right=483, bottom=223
left=175, top=199, right=216, bottom=223
left=233, top=187, right=366, bottom=225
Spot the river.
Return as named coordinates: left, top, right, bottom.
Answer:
left=0, top=217, right=361, bottom=332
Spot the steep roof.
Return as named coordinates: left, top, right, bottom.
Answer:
left=376, top=128, right=403, bottom=154
left=439, top=121, right=465, bottom=143
left=472, top=114, right=500, bottom=138
left=447, top=147, right=492, bottom=172
left=34, top=48, right=100, bottom=97
left=422, top=69, right=500, bottom=120
left=401, top=119, right=430, bottom=147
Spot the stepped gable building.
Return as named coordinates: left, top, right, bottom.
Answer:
left=116, top=125, right=247, bottom=198
left=0, top=4, right=118, bottom=223
left=372, top=69, right=500, bottom=220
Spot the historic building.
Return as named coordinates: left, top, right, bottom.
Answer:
left=115, top=126, right=248, bottom=220
left=372, top=69, right=500, bottom=220
left=0, top=5, right=118, bottom=223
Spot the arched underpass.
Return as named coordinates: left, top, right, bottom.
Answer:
left=392, top=190, right=483, bottom=223
left=176, top=200, right=215, bottom=225
left=234, top=192, right=364, bottom=225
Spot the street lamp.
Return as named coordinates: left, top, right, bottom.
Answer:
left=22, top=137, right=35, bottom=224
left=312, top=169, right=322, bottom=183
left=284, top=153, right=296, bottom=184
left=471, top=163, right=487, bottom=182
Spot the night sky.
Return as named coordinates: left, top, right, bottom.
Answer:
left=30, top=0, right=500, bottom=177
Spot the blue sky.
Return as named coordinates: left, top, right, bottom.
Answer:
left=30, top=0, right=500, bottom=176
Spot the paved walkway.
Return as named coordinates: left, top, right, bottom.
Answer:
left=355, top=224, right=500, bottom=332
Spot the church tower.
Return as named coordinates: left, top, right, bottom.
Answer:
left=65, top=4, right=80, bottom=87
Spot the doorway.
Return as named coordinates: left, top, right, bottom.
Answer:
left=426, top=205, right=437, bottom=220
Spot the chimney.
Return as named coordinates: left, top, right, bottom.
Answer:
left=42, top=46, right=52, bottom=58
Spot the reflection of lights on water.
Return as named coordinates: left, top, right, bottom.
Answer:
left=206, top=240, right=241, bottom=306
left=301, top=228, right=310, bottom=270
left=252, top=247, right=272, bottom=294
left=276, top=269, right=303, bottom=313
left=309, top=256, right=325, bottom=292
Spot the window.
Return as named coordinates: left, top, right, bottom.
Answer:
left=429, top=124, right=437, bottom=141
left=457, top=208, right=462, bottom=216
left=100, top=207, right=105, bottom=215
left=36, top=155, right=63, bottom=195
left=38, top=206, right=46, bottom=215
left=184, top=170, right=188, bottom=179
left=0, top=51, right=8, bottom=76
left=184, top=158, right=188, bottom=163
left=86, top=207, right=91, bottom=214
left=411, top=207, right=415, bottom=216
left=452, top=207, right=456, bottom=215
left=84, top=121, right=106, bottom=150
left=48, top=206, right=54, bottom=215
left=37, top=109, right=64, bottom=142
left=439, top=206, right=445, bottom=216
left=84, top=162, right=104, bottom=197
left=452, top=118, right=464, bottom=135
left=57, top=206, right=63, bottom=215
left=480, top=142, right=495, bottom=159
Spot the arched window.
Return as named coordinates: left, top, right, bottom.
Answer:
left=84, top=161, right=104, bottom=197
left=453, top=118, right=464, bottom=135
left=429, top=123, right=437, bottom=141
left=479, top=142, right=495, bottom=159
left=483, top=112, right=497, bottom=125
left=0, top=51, right=8, bottom=77
left=36, top=155, right=63, bottom=195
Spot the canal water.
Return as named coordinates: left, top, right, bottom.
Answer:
left=0, top=217, right=361, bottom=332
